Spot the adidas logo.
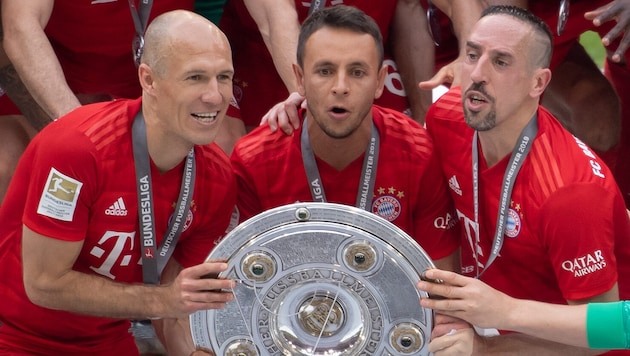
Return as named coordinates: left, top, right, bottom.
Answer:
left=105, top=197, right=128, bottom=216
left=449, top=175, right=463, bottom=196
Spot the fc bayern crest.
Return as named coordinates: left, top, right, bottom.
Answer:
left=371, top=195, right=401, bottom=222
left=505, top=208, right=521, bottom=238
left=167, top=209, right=194, bottom=232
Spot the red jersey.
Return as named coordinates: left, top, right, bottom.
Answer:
left=0, top=98, right=236, bottom=355
left=231, top=105, right=460, bottom=261
left=0, top=0, right=194, bottom=114
left=220, top=1, right=411, bottom=126
left=426, top=87, right=630, bottom=304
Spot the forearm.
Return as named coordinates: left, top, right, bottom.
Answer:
left=500, top=299, right=588, bottom=348
left=477, top=332, right=601, bottom=355
left=0, top=63, right=52, bottom=130
left=499, top=286, right=621, bottom=351
left=244, top=0, right=300, bottom=93
left=2, top=1, right=81, bottom=119
left=154, top=317, right=197, bottom=355
left=26, top=268, right=170, bottom=320
left=390, top=0, right=435, bottom=123
left=431, top=0, right=489, bottom=50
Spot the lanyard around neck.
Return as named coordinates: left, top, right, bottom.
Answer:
left=128, top=0, right=153, bottom=67
left=132, top=111, right=196, bottom=285
left=300, top=118, right=380, bottom=211
left=472, top=114, right=538, bottom=278
left=128, top=0, right=152, bottom=34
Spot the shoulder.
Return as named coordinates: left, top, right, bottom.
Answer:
left=426, top=87, right=464, bottom=124
left=425, top=87, right=468, bottom=140
left=527, top=106, right=618, bottom=202
left=373, top=105, right=430, bottom=142
left=34, top=99, right=137, bottom=159
left=196, top=144, right=234, bottom=181
left=372, top=105, right=438, bottom=164
left=232, top=124, right=296, bottom=164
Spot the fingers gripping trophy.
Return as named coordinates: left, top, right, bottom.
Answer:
left=190, top=203, right=437, bottom=355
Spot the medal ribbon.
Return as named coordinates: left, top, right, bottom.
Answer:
left=132, top=111, right=195, bottom=284
left=301, top=118, right=380, bottom=211
left=472, top=114, right=538, bottom=278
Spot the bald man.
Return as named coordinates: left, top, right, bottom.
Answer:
left=0, top=10, right=236, bottom=356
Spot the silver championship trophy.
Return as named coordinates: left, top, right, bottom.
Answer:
left=190, top=202, right=436, bottom=355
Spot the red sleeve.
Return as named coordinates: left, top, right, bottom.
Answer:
left=22, top=124, right=98, bottom=242
left=540, top=183, right=620, bottom=300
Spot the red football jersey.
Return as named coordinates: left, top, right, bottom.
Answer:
left=426, top=87, right=630, bottom=305
left=231, top=105, right=460, bottom=261
left=0, top=98, right=236, bottom=354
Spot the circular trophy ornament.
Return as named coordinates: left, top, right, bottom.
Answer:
left=190, top=202, right=435, bottom=355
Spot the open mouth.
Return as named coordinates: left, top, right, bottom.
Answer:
left=331, top=107, right=347, bottom=114
left=192, top=112, right=218, bottom=124
left=468, top=94, right=487, bottom=105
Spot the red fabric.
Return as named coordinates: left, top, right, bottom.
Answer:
left=221, top=1, right=412, bottom=126
left=0, top=98, right=236, bottom=354
left=0, top=0, right=194, bottom=114
left=427, top=87, right=630, bottom=306
left=231, top=104, right=460, bottom=261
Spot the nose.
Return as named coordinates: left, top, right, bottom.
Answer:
left=331, top=73, right=349, bottom=96
left=469, top=56, right=488, bottom=86
left=201, top=79, right=223, bottom=104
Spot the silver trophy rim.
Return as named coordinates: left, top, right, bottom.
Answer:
left=190, top=202, right=435, bottom=356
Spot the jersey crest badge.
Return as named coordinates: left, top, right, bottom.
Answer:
left=505, top=208, right=521, bottom=238
left=372, top=195, right=401, bottom=222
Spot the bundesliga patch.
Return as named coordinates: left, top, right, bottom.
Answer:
left=371, top=195, right=401, bottom=222
left=37, top=168, right=83, bottom=221
left=505, top=208, right=521, bottom=238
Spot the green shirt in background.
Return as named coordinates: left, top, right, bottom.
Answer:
left=194, top=0, right=227, bottom=25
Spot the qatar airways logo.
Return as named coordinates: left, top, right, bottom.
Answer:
left=561, top=249, right=607, bottom=277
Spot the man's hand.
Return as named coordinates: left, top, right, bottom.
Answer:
left=419, top=58, right=461, bottom=91
left=585, top=0, right=630, bottom=63
left=417, top=269, right=514, bottom=330
left=428, top=314, right=475, bottom=356
left=162, top=262, right=235, bottom=319
left=260, top=91, right=305, bottom=134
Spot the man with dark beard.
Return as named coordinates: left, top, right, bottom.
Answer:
left=424, top=5, right=630, bottom=355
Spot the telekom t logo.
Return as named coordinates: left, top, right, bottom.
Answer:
left=89, top=231, right=140, bottom=279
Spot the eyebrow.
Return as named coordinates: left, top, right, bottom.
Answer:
left=313, top=60, right=370, bottom=67
left=466, top=41, right=514, bottom=59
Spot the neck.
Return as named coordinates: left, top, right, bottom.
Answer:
left=307, top=117, right=373, bottom=171
left=143, top=108, right=192, bottom=173
left=477, top=107, right=537, bottom=167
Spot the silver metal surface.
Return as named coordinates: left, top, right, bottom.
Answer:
left=190, top=202, right=435, bottom=355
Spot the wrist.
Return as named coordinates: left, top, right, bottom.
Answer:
left=472, top=332, right=492, bottom=355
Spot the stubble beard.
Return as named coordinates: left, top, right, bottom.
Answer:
left=464, top=105, right=496, bottom=132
